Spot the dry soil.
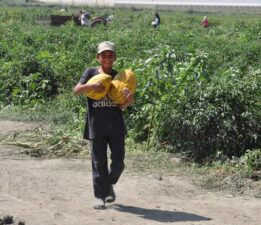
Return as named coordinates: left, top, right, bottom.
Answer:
left=0, top=120, right=260, bottom=225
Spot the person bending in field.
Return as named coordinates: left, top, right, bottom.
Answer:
left=74, top=41, right=134, bottom=209
left=79, top=10, right=91, bottom=26
left=151, top=12, right=160, bottom=28
left=202, top=16, right=209, bottom=28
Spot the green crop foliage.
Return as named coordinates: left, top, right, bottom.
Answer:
left=0, top=5, right=260, bottom=162
left=243, top=149, right=261, bottom=172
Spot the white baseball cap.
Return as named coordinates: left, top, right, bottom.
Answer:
left=97, top=41, right=116, bottom=54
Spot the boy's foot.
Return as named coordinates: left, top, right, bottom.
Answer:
left=93, top=198, right=106, bottom=210
left=105, top=186, right=116, bottom=203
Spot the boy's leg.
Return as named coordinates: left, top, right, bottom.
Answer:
left=104, top=135, right=125, bottom=202
left=90, top=137, right=108, bottom=200
left=107, top=134, right=125, bottom=185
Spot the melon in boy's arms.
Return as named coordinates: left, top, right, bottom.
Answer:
left=108, top=69, right=137, bottom=104
left=85, top=73, right=112, bottom=100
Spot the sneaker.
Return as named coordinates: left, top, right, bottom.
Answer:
left=93, top=198, right=106, bottom=210
left=105, top=186, right=116, bottom=203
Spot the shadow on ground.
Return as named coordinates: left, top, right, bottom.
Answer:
left=114, top=204, right=212, bottom=223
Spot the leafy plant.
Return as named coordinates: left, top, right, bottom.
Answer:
left=243, top=149, right=261, bottom=171
left=0, top=6, right=260, bottom=162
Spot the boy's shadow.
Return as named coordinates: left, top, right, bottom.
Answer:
left=113, top=204, right=212, bottom=223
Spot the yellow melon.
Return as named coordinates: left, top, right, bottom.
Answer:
left=85, top=73, right=112, bottom=100
left=108, top=69, right=137, bottom=104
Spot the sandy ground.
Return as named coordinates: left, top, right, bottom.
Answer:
left=0, top=120, right=260, bottom=225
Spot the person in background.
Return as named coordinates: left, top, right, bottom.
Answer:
left=80, top=10, right=90, bottom=26
left=60, top=7, right=67, bottom=12
left=73, top=41, right=134, bottom=209
left=106, top=15, right=114, bottom=24
left=151, top=12, right=160, bottom=28
left=202, top=16, right=209, bottom=28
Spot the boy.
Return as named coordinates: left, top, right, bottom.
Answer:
left=74, top=41, right=134, bottom=209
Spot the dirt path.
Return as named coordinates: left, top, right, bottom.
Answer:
left=0, top=120, right=260, bottom=225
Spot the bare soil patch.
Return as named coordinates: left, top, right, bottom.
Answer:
left=0, top=120, right=260, bottom=225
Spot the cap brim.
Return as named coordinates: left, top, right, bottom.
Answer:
left=98, top=48, right=115, bottom=53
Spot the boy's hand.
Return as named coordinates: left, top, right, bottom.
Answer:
left=118, top=87, right=135, bottom=111
left=122, top=87, right=134, bottom=102
left=92, top=82, right=105, bottom=93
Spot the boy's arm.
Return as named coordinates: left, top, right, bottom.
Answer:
left=74, top=82, right=105, bottom=95
left=74, top=68, right=105, bottom=95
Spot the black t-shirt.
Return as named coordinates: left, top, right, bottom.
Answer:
left=79, top=67, right=126, bottom=140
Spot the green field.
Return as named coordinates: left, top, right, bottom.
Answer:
left=0, top=5, right=260, bottom=169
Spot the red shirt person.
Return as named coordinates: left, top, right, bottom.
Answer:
left=202, top=16, right=209, bottom=28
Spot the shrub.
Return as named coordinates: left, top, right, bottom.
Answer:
left=243, top=149, right=261, bottom=171
left=151, top=67, right=261, bottom=161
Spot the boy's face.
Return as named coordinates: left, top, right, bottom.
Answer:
left=96, top=50, right=116, bottom=70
